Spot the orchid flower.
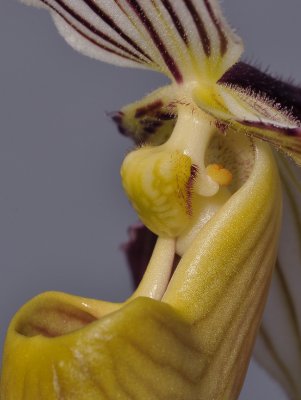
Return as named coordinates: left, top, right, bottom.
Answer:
left=1, top=1, right=301, bottom=400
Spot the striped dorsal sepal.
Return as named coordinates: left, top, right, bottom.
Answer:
left=20, top=0, right=243, bottom=83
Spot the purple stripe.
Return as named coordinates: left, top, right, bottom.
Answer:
left=240, top=120, right=301, bottom=138
left=161, top=0, right=188, bottom=44
left=125, top=0, right=183, bottom=83
left=82, top=0, right=153, bottom=62
left=51, top=0, right=142, bottom=60
left=183, top=0, right=211, bottom=57
left=39, top=0, right=141, bottom=62
left=135, top=100, right=164, bottom=118
left=186, top=164, right=198, bottom=216
left=204, top=0, right=227, bottom=55
left=239, top=120, right=301, bottom=155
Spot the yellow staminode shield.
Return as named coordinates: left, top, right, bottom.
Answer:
left=121, top=147, right=194, bottom=237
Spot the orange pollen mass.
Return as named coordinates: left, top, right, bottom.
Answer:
left=206, top=163, right=233, bottom=186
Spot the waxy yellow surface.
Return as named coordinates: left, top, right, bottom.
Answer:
left=0, top=141, right=282, bottom=400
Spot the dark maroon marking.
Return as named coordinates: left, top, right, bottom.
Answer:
left=110, top=104, right=175, bottom=144
left=142, top=120, right=163, bottom=134
left=51, top=0, right=142, bottom=60
left=155, top=111, right=176, bottom=121
left=186, top=164, right=199, bottom=216
left=245, top=129, right=301, bottom=154
left=111, top=113, right=123, bottom=124
left=161, top=0, right=188, bottom=44
left=140, top=119, right=162, bottom=127
left=240, top=120, right=301, bottom=138
left=116, top=124, right=129, bottom=137
left=219, top=62, right=301, bottom=121
left=82, top=0, right=153, bottom=62
left=39, top=0, right=140, bottom=63
left=183, top=0, right=211, bottom=57
left=121, top=224, right=157, bottom=288
left=110, top=111, right=130, bottom=137
left=126, top=0, right=183, bottom=83
left=238, top=122, right=301, bottom=155
left=135, top=100, right=164, bottom=118
left=215, top=120, right=229, bottom=134
left=144, top=127, right=156, bottom=134
left=203, top=0, right=228, bottom=55
left=283, top=143, right=301, bottom=153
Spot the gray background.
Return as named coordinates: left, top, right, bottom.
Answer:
left=1, top=1, right=301, bottom=398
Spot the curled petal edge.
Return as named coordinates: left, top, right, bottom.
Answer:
left=19, top=0, right=243, bottom=82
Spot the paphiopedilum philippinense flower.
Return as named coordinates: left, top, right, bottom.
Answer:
left=1, top=1, right=301, bottom=399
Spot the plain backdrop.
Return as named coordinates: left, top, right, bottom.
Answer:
left=1, top=1, right=301, bottom=399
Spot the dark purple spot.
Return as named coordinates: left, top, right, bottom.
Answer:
left=110, top=111, right=131, bottom=137
left=219, top=62, right=301, bottom=121
left=121, top=224, right=157, bottom=288
left=155, top=111, right=176, bottom=121
left=135, top=100, right=164, bottom=118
